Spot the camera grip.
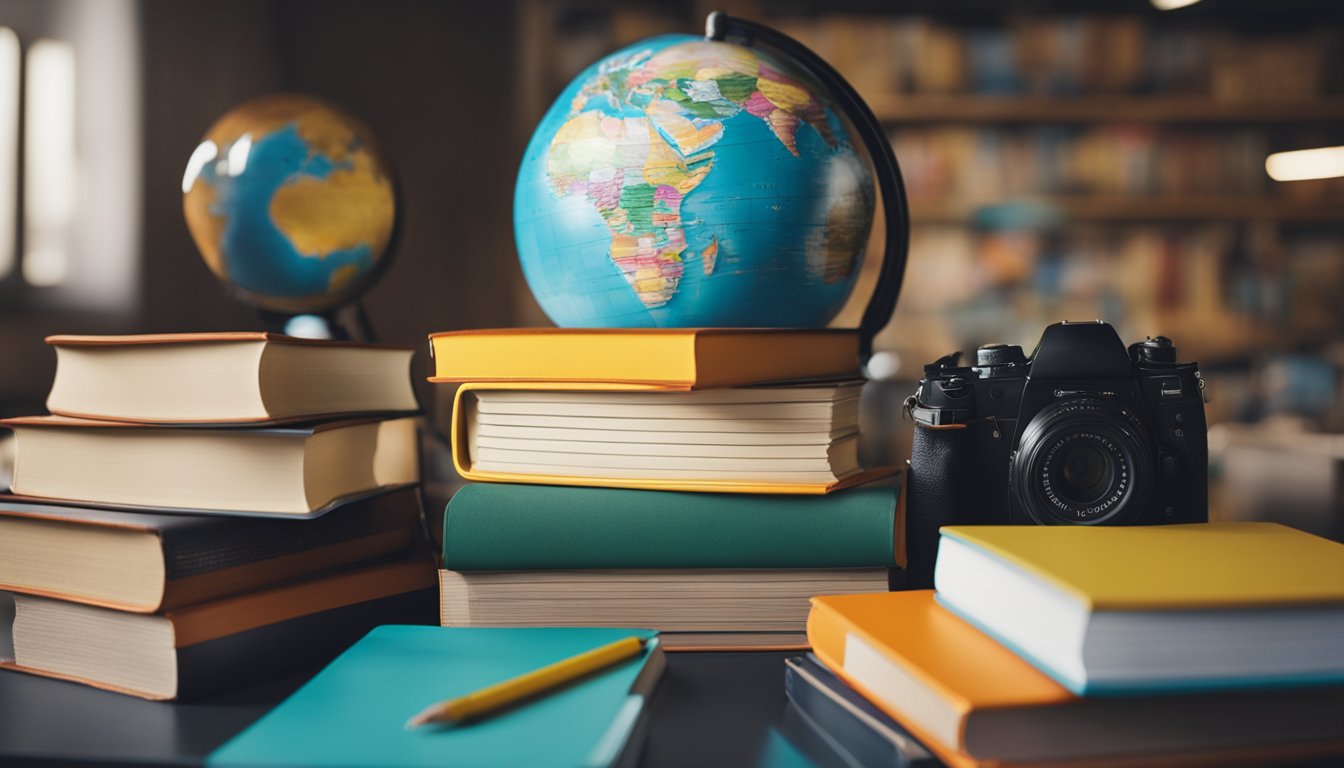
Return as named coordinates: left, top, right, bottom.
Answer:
left=905, top=424, right=969, bottom=589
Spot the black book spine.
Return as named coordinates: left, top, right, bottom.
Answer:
left=782, top=657, right=936, bottom=768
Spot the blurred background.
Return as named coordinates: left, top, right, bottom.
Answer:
left=0, top=0, right=1340, bottom=539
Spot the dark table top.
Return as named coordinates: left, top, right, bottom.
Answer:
left=0, top=651, right=817, bottom=768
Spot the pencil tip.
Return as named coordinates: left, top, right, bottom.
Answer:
left=405, top=709, right=432, bottom=730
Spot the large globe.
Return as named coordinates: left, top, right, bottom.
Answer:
left=182, top=94, right=395, bottom=315
left=516, top=35, right=875, bottom=328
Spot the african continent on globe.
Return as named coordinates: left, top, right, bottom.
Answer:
left=182, top=94, right=395, bottom=314
left=515, top=35, right=875, bottom=328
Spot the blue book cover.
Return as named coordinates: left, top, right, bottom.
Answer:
left=208, top=625, right=663, bottom=768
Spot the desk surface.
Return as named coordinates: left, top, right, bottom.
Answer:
left=0, top=651, right=804, bottom=768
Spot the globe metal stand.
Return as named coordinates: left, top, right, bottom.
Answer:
left=256, top=302, right=378, bottom=343
left=706, top=11, right=911, bottom=364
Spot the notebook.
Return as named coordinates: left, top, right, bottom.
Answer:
left=207, top=625, right=664, bottom=768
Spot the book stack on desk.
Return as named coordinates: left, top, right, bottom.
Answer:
left=796, top=523, right=1344, bottom=767
left=0, top=334, right=438, bottom=701
left=428, top=328, right=901, bottom=649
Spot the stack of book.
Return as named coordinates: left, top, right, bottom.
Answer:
left=428, top=328, right=902, bottom=648
left=792, top=522, right=1344, bottom=766
left=0, top=333, right=438, bottom=700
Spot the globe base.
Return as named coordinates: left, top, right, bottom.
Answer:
left=257, top=302, right=378, bottom=342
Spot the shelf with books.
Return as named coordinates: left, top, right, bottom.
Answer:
left=908, top=196, right=1344, bottom=224
left=871, top=96, right=1344, bottom=125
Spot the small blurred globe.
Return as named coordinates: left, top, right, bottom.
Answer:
left=182, top=94, right=395, bottom=315
left=515, top=35, right=875, bottom=328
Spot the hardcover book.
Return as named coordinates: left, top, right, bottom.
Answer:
left=451, top=383, right=896, bottom=494
left=0, top=488, right=422, bottom=612
left=783, top=654, right=937, bottom=768
left=441, top=482, right=904, bottom=571
left=934, top=523, right=1344, bottom=694
left=45, top=333, right=417, bottom=424
left=440, top=567, right=889, bottom=650
left=428, top=327, right=861, bottom=388
left=807, top=591, right=1344, bottom=767
left=4, top=415, right=419, bottom=516
left=1, top=558, right=437, bottom=701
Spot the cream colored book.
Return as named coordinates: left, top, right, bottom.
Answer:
left=453, top=382, right=893, bottom=493
left=4, top=415, right=418, bottom=516
left=45, top=333, right=417, bottom=424
left=439, top=568, right=889, bottom=649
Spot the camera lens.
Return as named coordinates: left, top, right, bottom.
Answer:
left=1054, top=441, right=1113, bottom=504
left=1012, top=398, right=1152, bottom=525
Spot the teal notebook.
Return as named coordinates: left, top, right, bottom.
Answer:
left=208, top=626, right=664, bottom=768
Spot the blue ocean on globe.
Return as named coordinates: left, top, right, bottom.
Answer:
left=206, top=125, right=372, bottom=297
left=183, top=95, right=395, bottom=314
left=515, top=34, right=875, bottom=328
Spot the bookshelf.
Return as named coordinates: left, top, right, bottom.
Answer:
left=909, top=197, right=1344, bottom=224
left=869, top=96, right=1344, bottom=124
left=517, top=0, right=1344, bottom=437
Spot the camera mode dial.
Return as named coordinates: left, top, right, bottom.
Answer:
left=974, top=343, right=1028, bottom=378
left=1131, top=336, right=1177, bottom=367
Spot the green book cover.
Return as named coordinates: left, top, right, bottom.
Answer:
left=208, top=625, right=662, bottom=768
left=442, top=482, right=899, bottom=570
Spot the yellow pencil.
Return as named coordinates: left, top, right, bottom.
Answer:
left=405, top=635, right=648, bottom=729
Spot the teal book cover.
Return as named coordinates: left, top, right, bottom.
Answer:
left=442, top=481, right=901, bottom=570
left=208, top=625, right=663, bottom=768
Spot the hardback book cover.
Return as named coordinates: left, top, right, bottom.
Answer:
left=0, top=487, right=424, bottom=612
left=449, top=381, right=896, bottom=494
left=46, top=333, right=418, bottom=424
left=427, top=327, right=861, bottom=388
left=1, top=558, right=437, bottom=701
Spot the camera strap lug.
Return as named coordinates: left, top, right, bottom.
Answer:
left=906, top=400, right=969, bottom=428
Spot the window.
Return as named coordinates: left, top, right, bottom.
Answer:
left=0, top=0, right=139, bottom=314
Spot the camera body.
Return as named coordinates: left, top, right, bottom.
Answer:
left=904, top=321, right=1208, bottom=587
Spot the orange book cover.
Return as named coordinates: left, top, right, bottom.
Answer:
left=427, top=327, right=861, bottom=388
left=806, top=591, right=1344, bottom=768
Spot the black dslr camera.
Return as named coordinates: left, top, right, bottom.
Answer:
left=904, top=321, right=1208, bottom=587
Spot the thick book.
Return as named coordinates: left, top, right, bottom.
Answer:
left=428, top=327, right=860, bottom=388
left=783, top=655, right=937, bottom=768
left=440, top=568, right=889, bottom=651
left=4, top=415, right=418, bottom=516
left=452, top=382, right=896, bottom=494
left=0, top=488, right=422, bottom=612
left=1, top=558, right=437, bottom=701
left=45, top=333, right=417, bottom=424
left=207, top=626, right=664, bottom=768
left=441, top=482, right=904, bottom=570
left=934, top=523, right=1344, bottom=694
left=807, top=591, right=1344, bottom=767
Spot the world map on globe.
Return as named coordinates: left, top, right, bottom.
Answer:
left=516, top=35, right=875, bottom=328
left=182, top=95, right=395, bottom=314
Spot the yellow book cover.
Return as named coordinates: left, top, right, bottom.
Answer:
left=939, top=523, right=1344, bottom=610
left=427, top=327, right=860, bottom=388
left=449, top=381, right=896, bottom=494
left=806, top=591, right=1344, bottom=767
